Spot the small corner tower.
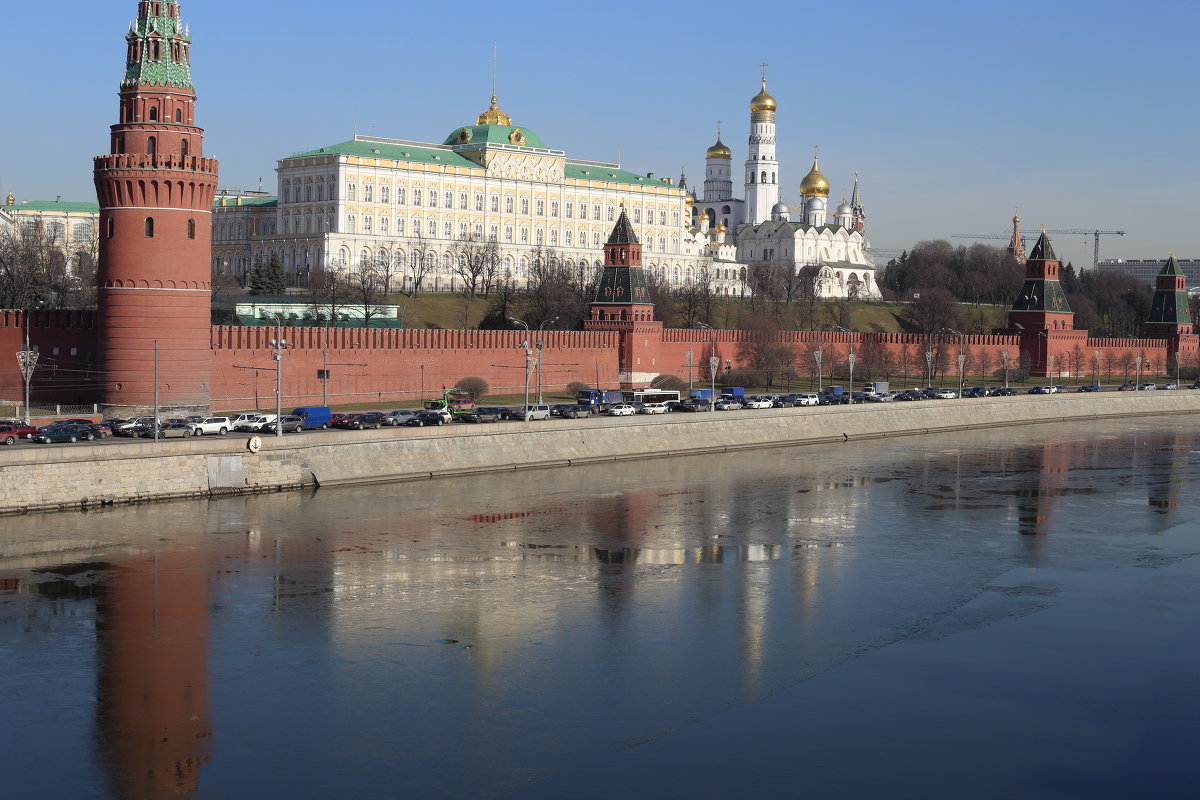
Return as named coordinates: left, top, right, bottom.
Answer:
left=95, top=0, right=218, bottom=413
left=585, top=208, right=662, bottom=388
left=1145, top=254, right=1193, bottom=338
left=744, top=67, right=780, bottom=225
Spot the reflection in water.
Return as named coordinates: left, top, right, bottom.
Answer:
left=2, top=418, right=1199, bottom=797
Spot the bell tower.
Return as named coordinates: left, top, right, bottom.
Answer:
left=94, top=0, right=218, bottom=412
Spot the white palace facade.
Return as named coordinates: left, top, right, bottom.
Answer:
left=213, top=94, right=725, bottom=292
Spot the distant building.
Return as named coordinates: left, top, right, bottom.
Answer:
left=1096, top=258, right=1200, bottom=289
left=0, top=194, right=101, bottom=271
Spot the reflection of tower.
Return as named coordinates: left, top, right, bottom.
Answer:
left=95, top=0, right=218, bottom=412
left=1149, top=429, right=1189, bottom=511
left=1013, top=441, right=1075, bottom=548
left=96, top=553, right=212, bottom=798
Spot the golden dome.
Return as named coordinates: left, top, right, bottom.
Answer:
left=750, top=79, right=776, bottom=114
left=705, top=138, right=732, bottom=159
left=476, top=93, right=512, bottom=126
left=684, top=193, right=695, bottom=207
left=800, top=156, right=830, bottom=197
left=716, top=222, right=727, bottom=233
left=4, top=192, right=13, bottom=207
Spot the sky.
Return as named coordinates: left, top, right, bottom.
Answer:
left=1, top=0, right=1196, bottom=263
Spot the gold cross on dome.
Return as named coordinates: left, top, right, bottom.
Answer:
left=760, top=63, right=768, bottom=82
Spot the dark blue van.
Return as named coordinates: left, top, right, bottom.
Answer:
left=291, top=406, right=332, bottom=429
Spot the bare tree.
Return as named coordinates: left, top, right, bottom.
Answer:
left=454, top=237, right=500, bottom=298
left=520, top=247, right=588, bottom=329
left=737, top=311, right=795, bottom=390
left=345, top=262, right=387, bottom=327
left=307, top=266, right=348, bottom=326
left=406, top=228, right=434, bottom=296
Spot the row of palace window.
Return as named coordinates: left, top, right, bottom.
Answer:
left=280, top=180, right=678, bottom=225
left=102, top=216, right=197, bottom=240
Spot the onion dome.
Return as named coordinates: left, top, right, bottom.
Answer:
left=715, top=222, right=727, bottom=234
left=705, top=137, right=732, bottom=159
left=771, top=201, right=790, bottom=221
left=800, top=156, right=830, bottom=197
left=684, top=192, right=695, bottom=207
left=750, top=79, right=777, bottom=113
left=476, top=93, right=512, bottom=126
left=4, top=192, right=13, bottom=207
left=836, top=199, right=853, bottom=216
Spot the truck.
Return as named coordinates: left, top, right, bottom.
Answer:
left=689, top=389, right=714, bottom=401
left=862, top=381, right=889, bottom=395
left=423, top=388, right=476, bottom=419
left=576, top=389, right=625, bottom=412
left=720, top=387, right=745, bottom=400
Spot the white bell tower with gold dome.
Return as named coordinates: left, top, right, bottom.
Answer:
left=744, top=67, right=780, bottom=225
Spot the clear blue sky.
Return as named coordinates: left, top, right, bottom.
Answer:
left=2, top=0, right=1196, bottom=263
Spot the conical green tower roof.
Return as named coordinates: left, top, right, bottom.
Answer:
left=1158, top=254, right=1185, bottom=278
left=1028, top=230, right=1057, bottom=262
left=1147, top=255, right=1192, bottom=328
left=122, top=1, right=193, bottom=91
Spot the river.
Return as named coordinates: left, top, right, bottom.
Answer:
left=2, top=417, right=1198, bottom=798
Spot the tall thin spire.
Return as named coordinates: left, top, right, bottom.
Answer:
left=491, top=41, right=497, bottom=104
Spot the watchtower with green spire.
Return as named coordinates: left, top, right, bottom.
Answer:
left=1007, top=231, right=1074, bottom=332
left=1145, top=255, right=1192, bottom=338
left=585, top=209, right=662, bottom=387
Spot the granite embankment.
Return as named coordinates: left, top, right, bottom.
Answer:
left=1, top=392, right=1197, bottom=514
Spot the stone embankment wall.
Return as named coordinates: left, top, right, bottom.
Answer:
left=1, top=392, right=1197, bottom=515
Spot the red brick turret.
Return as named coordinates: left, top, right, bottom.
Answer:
left=95, top=0, right=217, bottom=412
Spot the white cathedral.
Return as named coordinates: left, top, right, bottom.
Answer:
left=691, top=76, right=881, bottom=300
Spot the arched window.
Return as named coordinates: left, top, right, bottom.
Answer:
left=149, top=106, right=158, bottom=122
left=187, top=218, right=195, bottom=239
left=380, top=185, right=389, bottom=203
left=144, top=217, right=155, bottom=238
left=175, top=108, right=182, bottom=123
left=506, top=196, right=514, bottom=213
left=180, top=138, right=189, bottom=158
left=490, top=195, right=499, bottom=212
left=761, top=171, right=767, bottom=183
left=147, top=136, right=157, bottom=156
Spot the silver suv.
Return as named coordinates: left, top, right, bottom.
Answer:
left=516, top=404, right=551, bottom=421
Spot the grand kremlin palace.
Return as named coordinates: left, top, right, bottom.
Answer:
left=210, top=94, right=734, bottom=293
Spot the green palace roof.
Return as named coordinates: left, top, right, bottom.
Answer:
left=287, top=139, right=681, bottom=189
left=443, top=124, right=548, bottom=149
left=3, top=200, right=99, bottom=214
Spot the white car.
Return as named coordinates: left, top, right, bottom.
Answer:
left=639, top=402, right=669, bottom=414
left=794, top=394, right=820, bottom=407
left=934, top=389, right=958, bottom=399
left=606, top=404, right=636, bottom=416
left=233, top=413, right=278, bottom=432
left=194, top=417, right=232, bottom=436
left=715, top=398, right=743, bottom=410
left=516, top=404, right=551, bottom=421
left=743, top=397, right=773, bottom=409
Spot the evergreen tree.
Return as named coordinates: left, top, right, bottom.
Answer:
left=248, top=254, right=287, bottom=296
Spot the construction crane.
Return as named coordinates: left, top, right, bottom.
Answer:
left=952, top=229, right=1126, bottom=269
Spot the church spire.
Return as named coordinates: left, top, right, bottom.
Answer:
left=1007, top=213, right=1027, bottom=264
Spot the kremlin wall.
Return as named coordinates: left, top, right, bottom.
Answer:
left=1, top=0, right=1195, bottom=414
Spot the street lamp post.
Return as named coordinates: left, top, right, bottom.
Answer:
left=269, top=332, right=288, bottom=437
left=535, top=317, right=558, bottom=404
left=697, top=322, right=717, bottom=408
left=1135, top=354, right=1142, bottom=389
left=1095, top=349, right=1101, bottom=387
left=17, top=307, right=40, bottom=425
left=940, top=327, right=965, bottom=397
left=1001, top=349, right=1010, bottom=389
left=1048, top=354, right=1055, bottom=392
left=509, top=317, right=533, bottom=418
left=832, top=326, right=856, bottom=404
left=686, top=346, right=694, bottom=394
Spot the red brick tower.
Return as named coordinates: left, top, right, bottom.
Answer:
left=94, top=0, right=218, bottom=412
left=585, top=209, right=663, bottom=387
left=1004, top=231, right=1083, bottom=377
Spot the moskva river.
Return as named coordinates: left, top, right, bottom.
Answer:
left=3, top=418, right=1199, bottom=798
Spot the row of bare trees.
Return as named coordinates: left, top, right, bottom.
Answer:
left=0, top=218, right=97, bottom=310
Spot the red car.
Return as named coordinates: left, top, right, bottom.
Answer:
left=0, top=420, right=37, bottom=441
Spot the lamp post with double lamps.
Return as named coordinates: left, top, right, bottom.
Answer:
left=269, top=333, right=289, bottom=437
left=938, top=327, right=965, bottom=397
left=508, top=317, right=533, bottom=418
left=536, top=317, right=558, bottom=404
left=832, top=326, right=856, bottom=403
left=697, top=322, right=717, bottom=409
left=17, top=302, right=43, bottom=425
left=1001, top=349, right=1010, bottom=390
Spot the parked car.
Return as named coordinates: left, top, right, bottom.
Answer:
left=232, top=413, right=276, bottom=432
left=896, top=390, right=923, bottom=402
left=934, top=389, right=958, bottom=399
left=384, top=410, right=418, bottom=426
left=676, top=399, right=712, bottom=412
left=1163, top=383, right=1179, bottom=390
left=330, top=412, right=356, bottom=427
left=794, top=394, right=820, bottom=407
left=459, top=407, right=502, bottom=423
left=993, top=387, right=1016, bottom=396
left=516, top=404, right=551, bottom=421
left=639, top=402, right=669, bottom=414
left=561, top=405, right=592, bottom=419
left=606, top=403, right=636, bottom=416
left=114, top=417, right=156, bottom=436
left=550, top=404, right=575, bottom=417
left=262, top=415, right=305, bottom=434
left=194, top=417, right=233, bottom=435
left=714, top=397, right=743, bottom=410
left=291, top=406, right=332, bottom=429
left=1076, top=384, right=1101, bottom=393
left=667, top=401, right=689, bottom=412
left=336, top=412, right=385, bottom=430
left=85, top=423, right=114, bottom=439
left=488, top=407, right=518, bottom=420
left=743, top=397, right=773, bottom=409
left=34, top=425, right=93, bottom=444
left=144, top=423, right=194, bottom=439
left=1117, top=383, right=1137, bottom=391
left=1139, top=383, right=1157, bottom=390
left=0, top=420, right=39, bottom=438
left=405, top=412, right=447, bottom=427
left=0, top=424, right=26, bottom=445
